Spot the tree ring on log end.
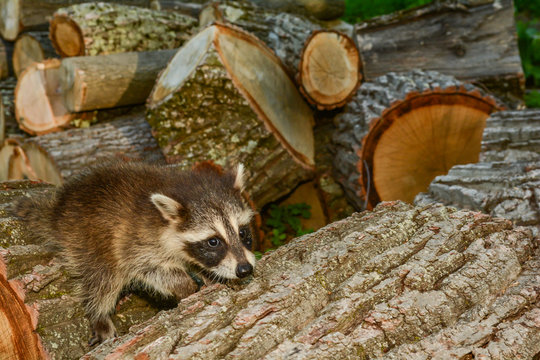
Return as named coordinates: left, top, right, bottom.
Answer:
left=148, top=23, right=315, bottom=169
left=13, top=34, right=46, bottom=77
left=49, top=15, right=84, bottom=57
left=15, top=59, right=73, bottom=135
left=299, top=30, right=362, bottom=110
left=360, top=87, right=500, bottom=208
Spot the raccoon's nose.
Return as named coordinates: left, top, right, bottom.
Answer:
left=236, top=263, right=253, bottom=278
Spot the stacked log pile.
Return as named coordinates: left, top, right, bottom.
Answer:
left=0, top=0, right=538, bottom=358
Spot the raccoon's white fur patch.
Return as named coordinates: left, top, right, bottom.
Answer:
left=151, top=193, right=182, bottom=222
left=234, top=163, right=245, bottom=191
left=244, top=247, right=256, bottom=267
left=210, top=253, right=238, bottom=279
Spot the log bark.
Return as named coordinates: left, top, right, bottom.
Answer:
left=298, top=30, right=362, bottom=110
left=415, top=109, right=540, bottom=236
left=82, top=201, right=540, bottom=359
left=0, top=77, right=20, bottom=137
left=0, top=0, right=156, bottom=41
left=49, top=2, right=198, bottom=57
left=355, top=0, right=524, bottom=108
left=0, top=180, right=169, bottom=359
left=249, top=0, right=345, bottom=20
left=60, top=49, right=176, bottom=112
left=12, top=31, right=57, bottom=78
left=0, top=38, right=12, bottom=80
left=4, top=112, right=165, bottom=184
left=146, top=23, right=315, bottom=207
left=332, top=70, right=501, bottom=210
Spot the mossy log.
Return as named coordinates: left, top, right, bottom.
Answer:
left=332, top=70, right=501, bottom=211
left=82, top=201, right=540, bottom=359
left=49, top=2, right=198, bottom=57
left=355, top=0, right=524, bottom=107
left=0, top=0, right=155, bottom=41
left=12, top=31, right=57, bottom=78
left=2, top=112, right=165, bottom=184
left=0, top=180, right=169, bottom=359
left=416, top=109, right=540, bottom=235
left=146, top=23, right=315, bottom=207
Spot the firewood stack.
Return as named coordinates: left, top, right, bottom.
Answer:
left=0, top=0, right=538, bottom=358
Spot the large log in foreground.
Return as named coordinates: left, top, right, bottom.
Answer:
left=49, top=2, right=197, bottom=57
left=146, top=23, right=315, bottom=207
left=332, top=70, right=501, bottom=210
left=84, top=201, right=540, bottom=359
left=0, top=181, right=167, bottom=359
left=356, top=0, right=524, bottom=107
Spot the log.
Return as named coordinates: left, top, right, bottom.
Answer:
left=4, top=112, right=165, bottom=184
left=0, top=77, right=20, bottom=137
left=298, top=30, right=361, bottom=110
left=415, top=109, right=540, bottom=235
left=249, top=0, right=345, bottom=20
left=146, top=23, right=315, bottom=207
left=0, top=0, right=156, bottom=41
left=82, top=201, right=540, bottom=359
left=12, top=31, right=57, bottom=78
left=158, top=0, right=204, bottom=17
left=0, top=39, right=12, bottom=80
left=355, top=0, right=524, bottom=108
left=0, top=180, right=168, bottom=359
left=332, top=70, right=501, bottom=210
left=49, top=2, right=198, bottom=57
left=60, top=49, right=176, bottom=112
left=14, top=50, right=175, bottom=134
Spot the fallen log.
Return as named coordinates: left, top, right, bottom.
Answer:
left=332, top=70, right=501, bottom=210
left=0, top=180, right=169, bottom=360
left=12, top=31, right=57, bottom=77
left=415, top=109, right=540, bottom=235
left=298, top=29, right=361, bottom=110
left=15, top=50, right=175, bottom=134
left=355, top=0, right=524, bottom=107
left=249, top=0, right=344, bottom=20
left=0, top=77, right=20, bottom=136
left=82, top=201, right=540, bottom=359
left=4, top=112, right=164, bottom=184
left=0, top=0, right=157, bottom=41
left=49, top=2, right=197, bottom=57
left=146, top=23, right=315, bottom=207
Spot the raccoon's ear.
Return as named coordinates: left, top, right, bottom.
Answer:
left=151, top=194, right=185, bottom=222
left=233, top=163, right=245, bottom=191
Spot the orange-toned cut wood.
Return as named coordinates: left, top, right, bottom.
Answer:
left=49, top=16, right=84, bottom=57
left=298, top=30, right=361, bottom=110
left=360, top=88, right=500, bottom=207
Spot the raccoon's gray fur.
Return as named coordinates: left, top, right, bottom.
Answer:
left=14, top=161, right=256, bottom=345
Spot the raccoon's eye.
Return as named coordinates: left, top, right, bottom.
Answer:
left=207, top=237, right=221, bottom=247
left=239, top=226, right=252, bottom=247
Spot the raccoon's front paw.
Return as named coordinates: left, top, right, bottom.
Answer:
left=88, top=317, right=117, bottom=347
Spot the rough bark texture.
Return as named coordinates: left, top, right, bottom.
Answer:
left=49, top=2, right=197, bottom=57
left=0, top=38, right=11, bottom=80
left=201, top=0, right=353, bottom=79
left=13, top=31, right=57, bottom=77
left=415, top=109, right=540, bottom=237
left=83, top=201, right=540, bottom=359
left=0, top=180, right=170, bottom=359
left=249, top=0, right=344, bottom=20
left=0, top=0, right=155, bottom=41
left=355, top=0, right=524, bottom=108
left=5, top=112, right=165, bottom=184
left=0, top=77, right=21, bottom=137
left=60, top=49, right=176, bottom=112
left=147, top=24, right=315, bottom=208
left=332, top=70, right=500, bottom=210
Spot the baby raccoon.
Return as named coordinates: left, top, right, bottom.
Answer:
left=14, top=161, right=256, bottom=345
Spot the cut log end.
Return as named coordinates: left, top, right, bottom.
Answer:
left=360, top=88, right=501, bottom=207
left=148, top=23, right=315, bottom=169
left=49, top=15, right=84, bottom=57
left=13, top=34, right=46, bottom=77
left=0, top=0, right=20, bottom=41
left=299, top=30, right=361, bottom=110
left=15, top=59, right=73, bottom=135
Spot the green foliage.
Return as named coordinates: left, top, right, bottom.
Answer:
left=515, top=0, right=540, bottom=17
left=342, top=0, right=432, bottom=23
left=265, top=203, right=314, bottom=248
left=525, top=90, right=540, bottom=108
left=516, top=19, right=540, bottom=88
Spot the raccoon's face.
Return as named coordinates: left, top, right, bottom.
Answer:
left=151, top=164, right=256, bottom=279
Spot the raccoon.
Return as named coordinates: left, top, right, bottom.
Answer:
left=14, top=161, right=256, bottom=345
